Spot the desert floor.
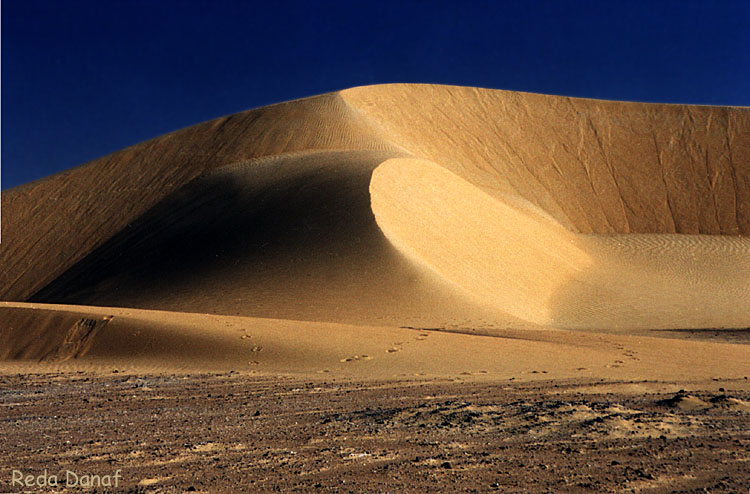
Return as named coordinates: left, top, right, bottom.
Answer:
left=1, top=304, right=749, bottom=493
left=0, top=371, right=748, bottom=493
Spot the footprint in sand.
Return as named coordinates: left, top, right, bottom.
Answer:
left=340, top=354, right=373, bottom=362
left=386, top=342, right=405, bottom=353
left=251, top=345, right=262, bottom=352
left=416, top=333, right=429, bottom=341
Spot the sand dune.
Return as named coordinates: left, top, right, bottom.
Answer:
left=1, top=83, right=749, bottom=371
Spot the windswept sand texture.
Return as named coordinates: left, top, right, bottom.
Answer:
left=1, top=84, right=749, bottom=492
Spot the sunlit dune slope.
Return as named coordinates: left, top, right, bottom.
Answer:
left=371, top=158, right=750, bottom=329
left=1, top=84, right=749, bottom=334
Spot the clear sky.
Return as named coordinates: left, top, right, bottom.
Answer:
left=2, top=0, right=749, bottom=189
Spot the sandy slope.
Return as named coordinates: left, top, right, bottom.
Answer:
left=0, top=83, right=749, bottom=372
left=371, top=157, right=750, bottom=329
left=1, top=302, right=748, bottom=382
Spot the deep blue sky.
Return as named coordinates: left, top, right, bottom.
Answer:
left=3, top=0, right=749, bottom=189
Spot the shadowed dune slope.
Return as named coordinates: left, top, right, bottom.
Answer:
left=1, top=84, right=749, bottom=336
left=27, top=150, right=509, bottom=329
left=0, top=306, right=111, bottom=362
left=0, top=93, right=398, bottom=301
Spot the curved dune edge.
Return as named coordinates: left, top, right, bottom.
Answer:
left=370, top=157, right=591, bottom=326
left=370, top=158, right=750, bottom=330
left=1, top=302, right=749, bottom=382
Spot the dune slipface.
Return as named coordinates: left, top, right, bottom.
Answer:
left=1, top=84, right=749, bottom=367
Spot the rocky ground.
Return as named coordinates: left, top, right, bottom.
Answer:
left=0, top=373, right=748, bottom=493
